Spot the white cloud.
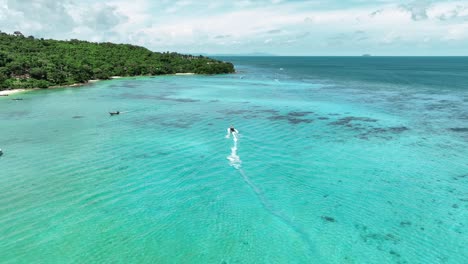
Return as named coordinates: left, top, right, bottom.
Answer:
left=380, top=31, right=402, bottom=44
left=429, top=2, right=468, bottom=21
left=400, top=0, right=432, bottom=21
left=0, top=0, right=129, bottom=42
left=164, top=0, right=193, bottom=13
left=1, top=0, right=75, bottom=36
left=1, top=0, right=467, bottom=54
left=443, top=23, right=468, bottom=40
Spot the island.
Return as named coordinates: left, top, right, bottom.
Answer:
left=0, top=31, right=235, bottom=91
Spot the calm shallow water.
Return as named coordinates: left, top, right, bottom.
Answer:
left=0, top=57, right=467, bottom=263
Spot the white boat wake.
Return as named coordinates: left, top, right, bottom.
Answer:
left=225, top=129, right=317, bottom=257
left=227, top=132, right=241, bottom=169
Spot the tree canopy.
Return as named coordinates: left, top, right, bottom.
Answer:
left=0, top=32, right=235, bottom=90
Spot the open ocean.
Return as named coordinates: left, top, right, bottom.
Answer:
left=0, top=57, right=467, bottom=263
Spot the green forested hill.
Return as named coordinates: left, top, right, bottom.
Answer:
left=0, top=32, right=235, bottom=90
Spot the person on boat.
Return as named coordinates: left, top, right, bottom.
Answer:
left=226, top=125, right=239, bottom=138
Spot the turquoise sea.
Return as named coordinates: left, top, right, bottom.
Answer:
left=0, top=57, right=467, bottom=263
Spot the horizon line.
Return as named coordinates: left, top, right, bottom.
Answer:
left=198, top=54, right=468, bottom=57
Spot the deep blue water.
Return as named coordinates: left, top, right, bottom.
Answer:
left=219, top=56, right=468, bottom=90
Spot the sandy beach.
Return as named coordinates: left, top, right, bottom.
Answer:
left=175, top=73, right=195, bottom=75
left=0, top=76, right=125, bottom=96
left=0, top=75, right=195, bottom=96
left=0, top=89, right=31, bottom=96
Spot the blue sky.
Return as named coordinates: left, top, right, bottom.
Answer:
left=1, top=0, right=468, bottom=55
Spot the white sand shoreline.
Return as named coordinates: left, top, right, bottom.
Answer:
left=175, top=73, right=195, bottom=75
left=0, top=74, right=196, bottom=97
left=0, top=89, right=31, bottom=96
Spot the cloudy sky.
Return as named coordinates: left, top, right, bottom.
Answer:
left=1, top=0, right=467, bottom=55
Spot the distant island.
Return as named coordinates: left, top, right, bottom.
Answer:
left=0, top=31, right=235, bottom=91
left=361, top=54, right=372, bottom=57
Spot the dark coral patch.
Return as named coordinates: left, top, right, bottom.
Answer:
left=118, top=92, right=199, bottom=103
left=400, top=221, right=412, bottom=227
left=227, top=110, right=251, bottom=115
left=288, top=111, right=314, bottom=117
left=328, top=116, right=378, bottom=126
left=452, top=174, right=468, bottom=181
left=119, top=82, right=141, bottom=88
left=267, top=115, right=288, bottom=121
left=389, top=250, right=401, bottom=258
left=321, top=216, right=336, bottom=222
left=168, top=98, right=198, bottom=103
left=257, top=109, right=279, bottom=114
left=449, top=128, right=468, bottom=132
left=361, top=233, right=400, bottom=244
left=357, top=126, right=409, bottom=139
left=268, top=114, right=313, bottom=125
left=388, top=126, right=409, bottom=133
left=288, top=118, right=313, bottom=124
